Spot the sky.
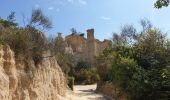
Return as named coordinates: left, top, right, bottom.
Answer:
left=1, top=0, right=170, bottom=40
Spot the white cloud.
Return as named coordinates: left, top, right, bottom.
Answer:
left=78, top=0, right=87, bottom=5
left=35, top=4, right=40, bottom=8
left=67, top=0, right=87, bottom=5
left=67, top=0, right=74, bottom=3
left=48, top=6, right=54, bottom=10
left=100, top=16, right=112, bottom=20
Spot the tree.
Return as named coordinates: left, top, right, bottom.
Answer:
left=25, top=8, right=53, bottom=62
left=29, top=8, right=52, bottom=31
left=0, top=12, right=18, bottom=28
left=97, top=19, right=170, bottom=100
left=140, top=18, right=152, bottom=33
left=9, top=9, right=52, bottom=65
left=136, top=29, right=167, bottom=69
left=70, top=28, right=77, bottom=35
left=155, top=0, right=169, bottom=8
left=120, top=24, right=137, bottom=45
left=7, top=12, right=16, bottom=22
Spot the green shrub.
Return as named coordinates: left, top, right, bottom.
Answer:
left=68, top=76, right=74, bottom=90
left=74, top=67, right=99, bottom=84
left=91, top=73, right=100, bottom=82
left=112, top=56, right=147, bottom=100
left=75, top=61, right=91, bottom=71
left=97, top=28, right=170, bottom=100
left=96, top=49, right=114, bottom=82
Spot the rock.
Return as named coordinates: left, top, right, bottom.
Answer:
left=0, top=45, right=66, bottom=100
left=57, top=29, right=112, bottom=66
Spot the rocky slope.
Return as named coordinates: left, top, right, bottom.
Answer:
left=0, top=45, right=66, bottom=100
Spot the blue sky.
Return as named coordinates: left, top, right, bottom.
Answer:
left=1, top=0, right=170, bottom=40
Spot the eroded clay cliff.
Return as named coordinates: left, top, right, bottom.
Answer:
left=0, top=45, right=66, bottom=100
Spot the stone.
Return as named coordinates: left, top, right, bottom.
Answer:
left=0, top=45, right=66, bottom=100
left=56, top=28, right=112, bottom=65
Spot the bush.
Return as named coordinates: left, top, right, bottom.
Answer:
left=96, top=27, right=170, bottom=100
left=96, top=48, right=114, bottom=82
left=68, top=76, right=74, bottom=90
left=75, top=61, right=91, bottom=71
left=112, top=56, right=147, bottom=100
left=74, top=67, right=100, bottom=84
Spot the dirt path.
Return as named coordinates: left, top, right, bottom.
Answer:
left=63, top=84, right=107, bottom=100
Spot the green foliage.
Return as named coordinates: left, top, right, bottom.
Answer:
left=7, top=12, right=16, bottom=22
left=135, top=29, right=168, bottom=69
left=74, top=61, right=100, bottom=84
left=97, top=21, right=170, bottom=100
left=0, top=19, right=17, bottom=28
left=29, top=8, right=52, bottom=30
left=76, top=68, right=99, bottom=84
left=0, top=12, right=17, bottom=28
left=96, top=48, right=114, bottom=82
left=0, top=9, right=52, bottom=66
left=68, top=76, right=74, bottom=90
left=143, top=67, right=170, bottom=100
left=155, top=0, right=169, bottom=8
left=112, top=56, right=148, bottom=100
left=75, top=61, right=91, bottom=71
left=52, top=35, right=73, bottom=75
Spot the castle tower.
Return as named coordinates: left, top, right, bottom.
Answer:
left=86, top=28, right=96, bottom=64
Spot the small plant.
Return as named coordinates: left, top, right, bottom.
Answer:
left=74, top=66, right=99, bottom=84
left=68, top=76, right=74, bottom=90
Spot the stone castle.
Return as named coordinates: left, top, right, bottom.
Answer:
left=56, top=28, right=112, bottom=65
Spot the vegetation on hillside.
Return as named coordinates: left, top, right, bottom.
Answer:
left=0, top=9, right=52, bottom=74
left=96, top=19, right=170, bottom=100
